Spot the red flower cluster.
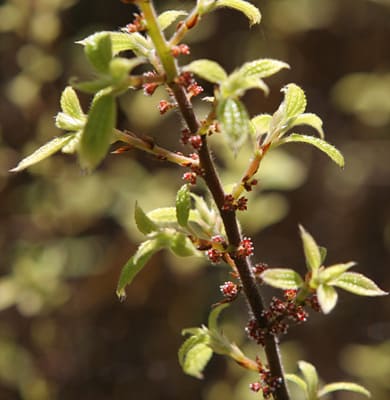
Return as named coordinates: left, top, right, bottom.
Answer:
left=220, top=281, right=239, bottom=300
left=249, top=367, right=283, bottom=399
left=171, top=44, right=190, bottom=57
left=125, top=13, right=146, bottom=33
left=236, top=237, right=254, bottom=258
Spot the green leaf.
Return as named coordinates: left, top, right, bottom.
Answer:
left=239, top=59, right=289, bottom=79
left=61, top=131, right=81, bottom=154
left=158, top=10, right=187, bottom=30
left=208, top=303, right=229, bottom=331
left=116, top=237, right=167, bottom=299
left=55, top=112, right=85, bottom=131
left=319, top=246, right=327, bottom=264
left=109, top=57, right=146, bottom=84
left=317, top=284, right=338, bottom=314
left=179, top=335, right=212, bottom=379
left=60, top=86, right=84, bottom=119
left=134, top=202, right=158, bottom=235
left=170, top=233, right=199, bottom=257
left=217, top=97, right=251, bottom=153
left=261, top=268, right=303, bottom=289
left=298, top=361, right=319, bottom=400
left=84, top=33, right=113, bottom=73
left=284, top=134, right=345, bottom=168
left=176, top=184, right=191, bottom=227
left=286, top=373, right=308, bottom=394
left=184, top=59, right=227, bottom=83
left=318, top=382, right=371, bottom=398
left=332, top=272, right=388, bottom=296
left=148, top=207, right=201, bottom=227
left=290, top=113, right=324, bottom=139
left=318, top=262, right=355, bottom=284
left=251, top=114, right=272, bottom=135
left=282, top=83, right=307, bottom=119
left=299, top=225, right=322, bottom=274
left=221, top=72, right=269, bottom=97
left=79, top=94, right=116, bottom=170
left=10, top=134, right=74, bottom=172
left=215, top=0, right=261, bottom=26
left=78, top=31, right=151, bottom=57
left=71, top=77, right=111, bottom=94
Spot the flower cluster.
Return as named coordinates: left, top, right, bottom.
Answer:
left=142, top=71, right=160, bottom=96
left=171, top=43, right=190, bottom=57
left=249, top=367, right=283, bottom=399
left=243, top=178, right=258, bottom=192
left=236, top=237, right=254, bottom=258
left=222, top=194, right=249, bottom=212
left=125, top=13, right=146, bottom=33
left=220, top=281, right=239, bottom=300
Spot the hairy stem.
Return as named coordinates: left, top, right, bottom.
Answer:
left=139, top=2, right=290, bottom=399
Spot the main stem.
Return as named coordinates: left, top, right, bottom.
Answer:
left=139, top=2, right=290, bottom=399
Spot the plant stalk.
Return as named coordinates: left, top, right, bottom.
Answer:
left=139, top=1, right=291, bottom=398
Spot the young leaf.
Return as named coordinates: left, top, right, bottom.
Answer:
left=179, top=335, right=212, bottom=379
left=261, top=268, right=303, bottom=290
left=109, top=57, right=146, bottom=85
left=290, top=113, right=324, bottom=139
left=79, top=94, right=116, bottom=170
left=134, top=202, right=158, bottom=235
left=62, top=131, right=82, bottom=154
left=318, top=382, right=371, bottom=398
left=285, top=373, right=308, bottom=392
left=282, top=83, right=307, bottom=119
left=299, top=225, right=322, bottom=274
left=176, top=184, right=191, bottom=227
left=84, top=33, right=113, bottom=74
left=10, top=134, right=74, bottom=172
left=116, top=237, right=167, bottom=299
left=170, top=233, right=199, bottom=257
left=217, top=97, right=251, bottom=153
left=239, top=59, right=289, bottom=79
left=60, top=86, right=84, bottom=119
left=208, top=303, right=229, bottom=331
left=55, top=112, right=86, bottom=131
left=332, top=272, right=388, bottom=296
left=318, top=262, right=355, bottom=284
left=214, top=0, right=261, bottom=26
left=319, top=246, right=327, bottom=264
left=317, top=284, right=338, bottom=314
left=221, top=72, right=269, bottom=97
left=184, top=59, right=227, bottom=83
left=298, top=361, right=319, bottom=400
left=283, top=134, right=345, bottom=168
left=251, top=114, right=272, bottom=136
left=158, top=10, right=187, bottom=30
left=71, top=77, right=111, bottom=94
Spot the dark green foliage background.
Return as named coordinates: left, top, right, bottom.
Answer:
left=0, top=0, right=389, bottom=399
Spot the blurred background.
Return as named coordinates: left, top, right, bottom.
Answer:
left=0, top=0, right=389, bottom=399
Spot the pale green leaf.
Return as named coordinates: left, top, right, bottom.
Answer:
left=134, top=202, right=158, bottom=235
left=208, top=303, right=229, bottom=331
left=109, top=57, right=146, bottom=84
left=239, top=59, right=289, bottom=79
left=318, top=262, right=355, bottom=284
left=282, top=83, right=307, bottom=119
left=318, top=382, right=371, bottom=398
left=261, top=268, right=303, bottom=289
left=77, top=31, right=151, bottom=57
left=71, top=77, right=111, bottom=94
left=184, top=59, right=227, bottom=83
left=55, top=112, right=85, bottom=131
left=116, top=237, right=167, bottom=299
left=217, top=97, right=251, bottom=153
left=84, top=33, right=113, bottom=73
left=221, top=72, right=269, bottom=97
left=148, top=207, right=201, bottom=227
left=251, top=114, right=272, bottom=135
left=61, top=131, right=81, bottom=154
left=10, top=134, right=74, bottom=172
left=290, top=113, right=324, bottom=139
left=319, top=246, right=327, bottom=264
left=285, top=373, right=308, bottom=392
left=60, top=86, right=84, bottom=119
left=298, top=361, right=319, bottom=400
left=284, top=134, right=345, bottom=167
left=158, top=10, right=187, bottom=30
left=79, top=94, right=116, bottom=170
left=317, top=284, right=338, bottom=314
left=176, top=184, right=191, bottom=227
left=169, top=233, right=199, bottom=257
left=179, top=336, right=212, bottom=379
left=299, top=225, right=322, bottom=274
left=215, top=0, right=261, bottom=26
left=333, top=272, right=388, bottom=296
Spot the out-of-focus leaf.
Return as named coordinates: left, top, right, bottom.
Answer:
left=208, top=303, right=229, bottom=331
left=299, top=225, right=322, bottom=274
left=214, top=0, right=261, bottom=26
left=332, top=272, right=388, bottom=296
left=285, top=373, right=308, bottom=392
left=71, top=78, right=111, bottom=94
left=176, top=184, right=191, bottom=227
left=10, top=134, right=74, bottom=172
left=158, top=10, right=187, bottom=30
left=251, top=114, right=272, bottom=135
left=109, top=57, right=146, bottom=84
left=317, top=284, right=338, bottom=314
left=217, top=97, right=251, bottom=153
left=84, top=33, right=113, bottom=73
left=261, top=268, right=303, bottom=289
left=60, top=86, right=84, bottom=119
left=318, top=382, right=371, bottom=398
left=239, top=59, right=289, bottom=78
left=283, top=134, right=345, bottom=167
left=79, top=94, right=116, bottom=170
left=184, top=59, right=227, bottom=83
left=55, top=112, right=85, bottom=131
left=134, top=202, right=158, bottom=235
left=298, top=361, right=319, bottom=400
left=170, top=233, right=199, bottom=257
